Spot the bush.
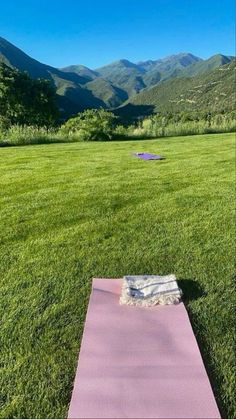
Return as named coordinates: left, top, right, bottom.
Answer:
left=60, top=109, right=116, bottom=141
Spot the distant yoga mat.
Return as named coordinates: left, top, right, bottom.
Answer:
left=132, top=152, right=165, bottom=160
left=68, top=279, right=220, bottom=419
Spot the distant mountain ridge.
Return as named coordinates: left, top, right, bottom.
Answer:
left=0, top=36, right=235, bottom=117
left=81, top=53, right=202, bottom=96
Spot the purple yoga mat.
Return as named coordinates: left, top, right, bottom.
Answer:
left=132, top=152, right=165, bottom=160
left=68, top=279, right=220, bottom=419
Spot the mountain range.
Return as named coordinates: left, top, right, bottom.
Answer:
left=117, top=60, right=235, bottom=119
left=0, top=36, right=235, bottom=117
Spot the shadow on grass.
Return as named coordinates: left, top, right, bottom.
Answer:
left=0, top=137, right=78, bottom=147
left=178, top=278, right=206, bottom=301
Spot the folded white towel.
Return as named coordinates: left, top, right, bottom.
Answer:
left=120, top=274, right=182, bottom=307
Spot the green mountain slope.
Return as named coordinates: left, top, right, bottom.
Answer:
left=118, top=61, right=236, bottom=117
left=95, top=59, right=146, bottom=96
left=176, top=54, right=234, bottom=78
left=61, top=65, right=128, bottom=107
left=0, top=37, right=129, bottom=112
left=0, top=37, right=105, bottom=115
left=84, top=78, right=128, bottom=108
left=0, top=37, right=89, bottom=85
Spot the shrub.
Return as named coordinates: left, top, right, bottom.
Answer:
left=60, top=109, right=116, bottom=141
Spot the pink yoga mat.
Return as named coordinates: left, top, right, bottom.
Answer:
left=68, top=279, right=220, bottom=419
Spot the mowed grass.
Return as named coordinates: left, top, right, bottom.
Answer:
left=0, top=133, right=235, bottom=418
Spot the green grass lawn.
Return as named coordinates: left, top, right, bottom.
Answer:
left=0, top=133, right=235, bottom=418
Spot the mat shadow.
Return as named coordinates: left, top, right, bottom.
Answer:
left=178, top=279, right=206, bottom=302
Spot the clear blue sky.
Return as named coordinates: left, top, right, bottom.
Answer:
left=1, top=0, right=235, bottom=68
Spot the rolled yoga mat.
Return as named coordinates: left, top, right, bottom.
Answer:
left=68, top=279, right=221, bottom=419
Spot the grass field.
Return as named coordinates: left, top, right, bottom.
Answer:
left=0, top=133, right=235, bottom=418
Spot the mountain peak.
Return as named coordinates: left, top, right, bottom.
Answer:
left=137, top=53, right=202, bottom=72
left=60, top=64, right=98, bottom=80
left=96, top=59, right=140, bottom=72
left=138, top=52, right=202, bottom=62
left=117, top=59, right=135, bottom=66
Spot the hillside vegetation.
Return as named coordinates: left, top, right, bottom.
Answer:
left=118, top=61, right=236, bottom=117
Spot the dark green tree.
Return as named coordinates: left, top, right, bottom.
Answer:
left=0, top=63, right=58, bottom=127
